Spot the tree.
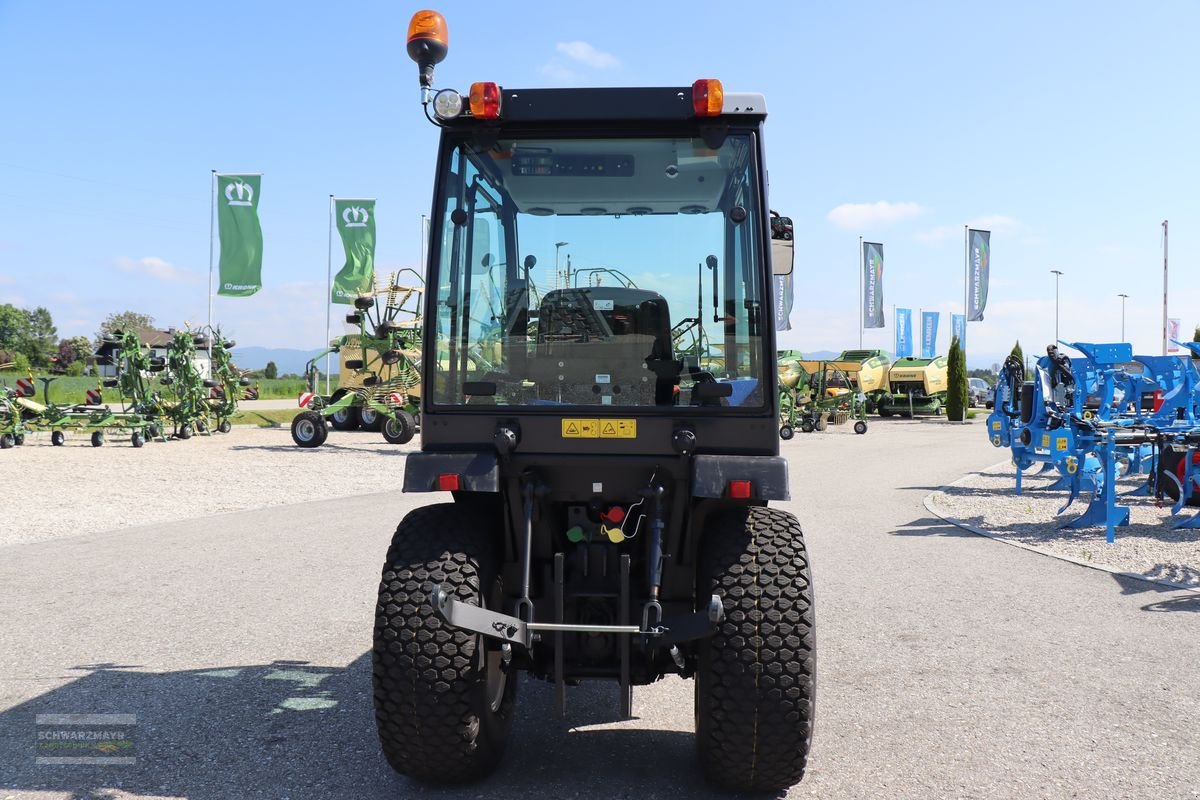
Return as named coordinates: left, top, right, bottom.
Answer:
left=97, top=311, right=156, bottom=345
left=1009, top=340, right=1029, bottom=379
left=24, top=306, right=57, bottom=366
left=0, top=304, right=25, bottom=354
left=946, top=335, right=968, bottom=422
left=57, top=335, right=93, bottom=366
left=263, top=360, right=279, bottom=380
left=1193, top=326, right=1200, bottom=342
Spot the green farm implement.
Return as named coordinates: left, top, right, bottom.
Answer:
left=292, top=274, right=423, bottom=447
left=16, top=375, right=154, bottom=447
left=777, top=356, right=869, bottom=438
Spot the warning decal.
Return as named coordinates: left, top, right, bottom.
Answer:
left=561, top=419, right=636, bottom=439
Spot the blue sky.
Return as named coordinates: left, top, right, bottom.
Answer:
left=1, top=1, right=1197, bottom=367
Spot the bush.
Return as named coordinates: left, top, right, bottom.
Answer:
left=12, top=352, right=30, bottom=374
left=946, top=335, right=968, bottom=422
left=65, top=360, right=85, bottom=377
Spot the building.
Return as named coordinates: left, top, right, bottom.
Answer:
left=92, top=327, right=212, bottom=379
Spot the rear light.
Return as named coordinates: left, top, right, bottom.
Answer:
left=692, top=79, right=723, bottom=117
left=469, top=82, right=501, bottom=119
left=728, top=479, right=752, bottom=499
left=437, top=473, right=461, bottom=491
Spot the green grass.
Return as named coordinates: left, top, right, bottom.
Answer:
left=228, top=409, right=302, bottom=427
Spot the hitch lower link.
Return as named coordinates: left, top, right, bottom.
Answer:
left=430, top=586, right=724, bottom=650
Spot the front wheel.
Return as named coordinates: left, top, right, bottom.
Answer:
left=695, top=506, right=815, bottom=792
left=381, top=410, right=416, bottom=445
left=374, top=503, right=517, bottom=783
left=779, top=425, right=794, bottom=441
left=291, top=411, right=328, bottom=448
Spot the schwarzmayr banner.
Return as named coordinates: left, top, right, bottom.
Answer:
left=952, top=313, right=966, bottom=352
left=863, top=241, right=884, bottom=328
left=967, top=228, right=990, bottom=321
left=895, top=307, right=913, bottom=358
left=332, top=199, right=377, bottom=304
left=773, top=273, right=793, bottom=331
left=921, top=311, right=940, bottom=358
left=216, top=174, right=263, bottom=297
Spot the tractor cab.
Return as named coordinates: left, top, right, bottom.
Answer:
left=373, top=11, right=812, bottom=795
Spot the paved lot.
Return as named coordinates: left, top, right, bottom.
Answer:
left=1, top=419, right=1198, bottom=799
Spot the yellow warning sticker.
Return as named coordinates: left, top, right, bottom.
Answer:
left=600, top=419, right=637, bottom=439
left=1041, top=434, right=1051, bottom=448
left=560, top=419, right=637, bottom=438
left=561, top=419, right=599, bottom=438
left=1056, top=437, right=1068, bottom=451
left=992, top=421, right=1001, bottom=430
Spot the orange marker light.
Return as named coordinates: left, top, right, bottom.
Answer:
left=406, top=10, right=448, bottom=47
left=469, top=82, right=501, bottom=119
left=692, top=79, right=723, bottom=117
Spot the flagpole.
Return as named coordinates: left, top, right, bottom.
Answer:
left=325, top=195, right=334, bottom=395
left=1162, top=219, right=1169, bottom=356
left=962, top=225, right=969, bottom=423
left=207, top=170, right=217, bottom=357
left=858, top=236, right=863, bottom=349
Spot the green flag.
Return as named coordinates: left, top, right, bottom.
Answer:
left=332, top=199, right=376, bottom=303
left=216, top=174, right=263, bottom=297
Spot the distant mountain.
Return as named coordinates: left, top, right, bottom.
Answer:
left=231, top=347, right=326, bottom=376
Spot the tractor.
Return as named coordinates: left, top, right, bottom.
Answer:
left=371, top=11, right=814, bottom=794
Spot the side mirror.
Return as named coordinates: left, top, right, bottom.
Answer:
left=771, top=238, right=794, bottom=276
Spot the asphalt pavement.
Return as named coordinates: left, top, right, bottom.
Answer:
left=1, top=419, right=1198, bottom=799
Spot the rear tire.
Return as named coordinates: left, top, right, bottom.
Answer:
left=800, top=418, right=815, bottom=433
left=381, top=410, right=416, bottom=444
left=51, top=431, right=65, bottom=447
left=91, top=431, right=104, bottom=447
left=178, top=424, right=193, bottom=440
left=359, top=406, right=383, bottom=432
left=131, top=432, right=144, bottom=448
left=853, top=420, right=868, bottom=435
left=695, top=506, right=815, bottom=792
left=779, top=425, right=794, bottom=441
left=218, top=419, right=232, bottom=434
left=13, top=434, right=25, bottom=446
left=291, top=411, right=327, bottom=448
left=0, top=433, right=13, bottom=449
left=331, top=406, right=361, bottom=431
left=373, top=503, right=517, bottom=783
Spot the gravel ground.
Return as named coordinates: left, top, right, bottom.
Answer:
left=0, top=426, right=416, bottom=547
left=928, top=461, right=1200, bottom=587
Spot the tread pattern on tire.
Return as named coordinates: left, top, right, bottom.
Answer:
left=697, top=506, right=815, bottom=792
left=373, top=503, right=515, bottom=783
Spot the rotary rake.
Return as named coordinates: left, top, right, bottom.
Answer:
left=292, top=271, right=423, bottom=448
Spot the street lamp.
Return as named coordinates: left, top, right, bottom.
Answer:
left=1118, top=293, right=1129, bottom=342
left=555, top=241, right=568, bottom=289
left=1050, top=270, right=1064, bottom=342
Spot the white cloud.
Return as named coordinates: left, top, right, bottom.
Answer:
left=555, top=41, right=620, bottom=69
left=112, top=256, right=196, bottom=283
left=914, top=215, right=1020, bottom=244
left=827, top=201, right=925, bottom=230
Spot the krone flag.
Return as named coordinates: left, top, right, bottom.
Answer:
left=216, top=175, right=263, bottom=297
left=332, top=199, right=377, bottom=304
left=862, top=242, right=884, bottom=328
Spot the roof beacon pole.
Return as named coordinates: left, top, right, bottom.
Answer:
left=207, top=170, right=216, bottom=359
left=858, top=236, right=864, bottom=350
left=1162, top=219, right=1169, bottom=356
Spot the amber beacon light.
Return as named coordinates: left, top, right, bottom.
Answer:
left=407, top=10, right=449, bottom=93
left=692, top=79, right=724, bottom=117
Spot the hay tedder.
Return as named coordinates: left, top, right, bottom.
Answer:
left=291, top=273, right=422, bottom=448
left=205, top=329, right=258, bottom=433
left=12, top=374, right=153, bottom=447
left=777, top=354, right=868, bottom=437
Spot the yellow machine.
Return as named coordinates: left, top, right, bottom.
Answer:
left=877, top=356, right=949, bottom=416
